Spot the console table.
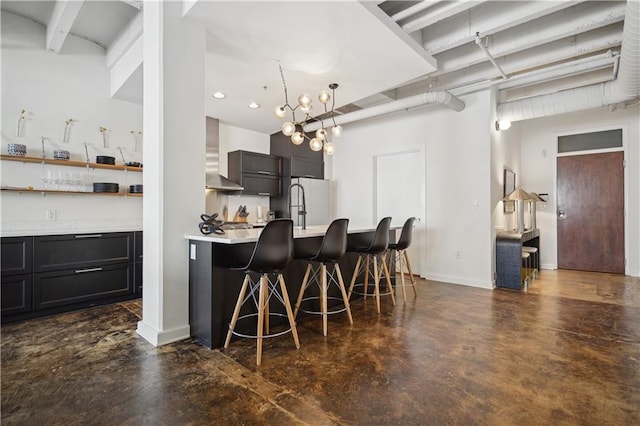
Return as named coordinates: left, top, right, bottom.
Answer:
left=496, top=229, right=540, bottom=290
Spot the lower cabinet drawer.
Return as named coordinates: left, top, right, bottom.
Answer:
left=1, top=274, right=32, bottom=316
left=33, top=263, right=133, bottom=310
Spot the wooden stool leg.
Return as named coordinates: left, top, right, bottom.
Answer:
left=363, top=255, right=370, bottom=299
left=398, top=250, right=407, bottom=303
left=335, top=264, right=353, bottom=325
left=224, top=273, right=250, bottom=348
left=294, top=263, right=312, bottom=318
left=279, top=273, right=300, bottom=349
left=404, top=250, right=417, bottom=297
left=256, top=275, right=267, bottom=365
left=381, top=253, right=396, bottom=306
left=321, top=263, right=328, bottom=337
left=373, top=255, right=381, bottom=313
left=347, top=255, right=362, bottom=300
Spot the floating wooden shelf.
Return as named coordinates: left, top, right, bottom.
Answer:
left=1, top=186, right=143, bottom=197
left=1, top=154, right=143, bottom=172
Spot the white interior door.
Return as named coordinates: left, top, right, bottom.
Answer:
left=374, top=149, right=425, bottom=277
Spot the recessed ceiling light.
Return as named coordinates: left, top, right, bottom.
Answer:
left=212, top=91, right=225, bottom=99
left=248, top=102, right=260, bottom=109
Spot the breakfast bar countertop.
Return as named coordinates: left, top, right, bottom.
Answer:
left=186, top=223, right=387, bottom=244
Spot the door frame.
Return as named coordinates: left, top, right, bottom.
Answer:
left=553, top=124, right=629, bottom=274
left=373, top=147, right=426, bottom=277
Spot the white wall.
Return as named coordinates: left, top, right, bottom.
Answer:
left=519, top=105, right=640, bottom=276
left=332, top=90, right=494, bottom=288
left=1, top=11, right=143, bottom=236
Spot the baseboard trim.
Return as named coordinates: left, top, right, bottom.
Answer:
left=136, top=320, right=190, bottom=347
left=424, top=273, right=493, bottom=289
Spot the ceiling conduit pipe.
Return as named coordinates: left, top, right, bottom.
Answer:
left=497, top=0, right=639, bottom=122
left=475, top=33, right=508, bottom=80
left=303, top=91, right=465, bottom=132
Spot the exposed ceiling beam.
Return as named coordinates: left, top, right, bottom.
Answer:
left=421, top=0, right=587, bottom=55
left=432, top=2, right=625, bottom=77
left=105, top=10, right=143, bottom=69
left=46, top=0, right=85, bottom=54
left=358, top=1, right=437, bottom=70
left=391, top=1, right=435, bottom=22
left=401, top=1, right=486, bottom=34
left=119, top=0, right=142, bottom=10
left=395, top=31, right=622, bottom=98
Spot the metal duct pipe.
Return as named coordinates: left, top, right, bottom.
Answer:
left=497, top=0, right=639, bottom=122
left=303, top=91, right=465, bottom=132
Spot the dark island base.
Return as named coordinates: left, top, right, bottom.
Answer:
left=189, top=231, right=395, bottom=349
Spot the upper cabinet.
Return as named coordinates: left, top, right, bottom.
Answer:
left=270, top=132, right=324, bottom=179
left=228, top=150, right=283, bottom=196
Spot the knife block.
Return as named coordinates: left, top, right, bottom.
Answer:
left=233, top=212, right=248, bottom=223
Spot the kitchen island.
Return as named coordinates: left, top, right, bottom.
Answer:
left=187, top=224, right=396, bottom=348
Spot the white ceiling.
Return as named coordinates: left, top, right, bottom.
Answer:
left=1, top=0, right=631, bottom=135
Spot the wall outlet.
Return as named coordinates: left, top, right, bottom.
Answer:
left=45, top=209, right=57, bottom=221
left=455, top=250, right=461, bottom=259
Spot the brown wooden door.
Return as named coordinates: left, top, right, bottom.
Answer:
left=557, top=151, right=624, bottom=273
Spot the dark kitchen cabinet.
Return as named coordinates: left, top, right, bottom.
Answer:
left=2, top=274, right=32, bottom=316
left=33, top=263, right=133, bottom=310
left=1, top=237, right=33, bottom=317
left=270, top=132, right=324, bottom=178
left=228, top=150, right=283, bottom=196
left=34, top=232, right=132, bottom=272
left=269, top=132, right=325, bottom=217
left=134, top=231, right=143, bottom=294
left=1, top=231, right=139, bottom=323
left=291, top=156, right=324, bottom=179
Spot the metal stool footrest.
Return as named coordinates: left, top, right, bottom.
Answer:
left=350, top=283, right=394, bottom=297
left=298, top=296, right=350, bottom=315
left=229, top=312, right=294, bottom=339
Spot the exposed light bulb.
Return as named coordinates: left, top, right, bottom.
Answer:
left=291, top=132, right=304, bottom=145
left=282, top=122, right=295, bottom=136
left=331, top=125, right=343, bottom=137
left=323, top=142, right=335, bottom=155
left=274, top=106, right=286, bottom=118
left=300, top=104, right=312, bottom=114
left=318, top=90, right=331, bottom=104
left=298, top=93, right=312, bottom=108
left=309, top=138, right=323, bottom=151
left=316, top=128, right=327, bottom=140
left=496, top=119, right=512, bottom=131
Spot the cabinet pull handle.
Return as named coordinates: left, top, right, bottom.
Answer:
left=304, top=175, right=315, bottom=178
left=256, top=171, right=272, bottom=175
left=75, top=234, right=103, bottom=239
left=258, top=192, right=270, bottom=196
left=74, top=267, right=103, bottom=274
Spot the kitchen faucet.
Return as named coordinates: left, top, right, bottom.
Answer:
left=288, top=183, right=307, bottom=229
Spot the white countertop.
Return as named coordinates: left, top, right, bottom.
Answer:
left=186, top=224, right=390, bottom=244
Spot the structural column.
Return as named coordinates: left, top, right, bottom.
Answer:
left=137, top=1, right=206, bottom=345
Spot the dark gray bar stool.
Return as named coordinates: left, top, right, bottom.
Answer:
left=224, top=219, right=299, bottom=366
left=347, top=217, right=396, bottom=314
left=293, top=218, right=353, bottom=336
left=387, top=217, right=417, bottom=303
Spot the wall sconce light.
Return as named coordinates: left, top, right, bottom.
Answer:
left=495, top=119, right=511, bottom=131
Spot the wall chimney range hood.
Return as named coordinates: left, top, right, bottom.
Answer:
left=205, top=117, right=244, bottom=191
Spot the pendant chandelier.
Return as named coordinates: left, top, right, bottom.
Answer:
left=273, top=63, right=343, bottom=155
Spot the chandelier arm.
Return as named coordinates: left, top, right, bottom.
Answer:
left=330, top=86, right=337, bottom=127
left=278, top=63, right=290, bottom=106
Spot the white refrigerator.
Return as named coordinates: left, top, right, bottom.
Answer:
left=289, top=177, right=331, bottom=227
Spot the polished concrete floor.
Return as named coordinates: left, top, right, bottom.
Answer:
left=2, top=270, right=639, bottom=425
